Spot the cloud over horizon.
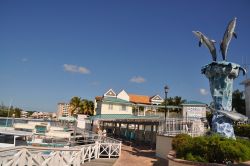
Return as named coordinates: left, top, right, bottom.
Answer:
left=130, top=76, right=146, bottom=83
left=21, top=58, right=28, bottom=62
left=63, top=64, right=90, bottom=74
left=199, top=88, right=209, bottom=96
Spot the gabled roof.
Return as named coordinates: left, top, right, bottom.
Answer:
left=104, top=89, right=116, bottom=97
left=150, top=95, right=164, bottom=101
left=129, top=94, right=150, bottom=104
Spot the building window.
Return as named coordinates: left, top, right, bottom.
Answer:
left=109, top=104, right=113, bottom=110
left=121, top=105, right=126, bottom=111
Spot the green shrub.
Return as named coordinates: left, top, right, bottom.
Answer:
left=185, top=153, right=207, bottom=162
left=172, top=134, right=192, bottom=158
left=234, top=124, right=250, bottom=138
left=172, top=134, right=250, bottom=164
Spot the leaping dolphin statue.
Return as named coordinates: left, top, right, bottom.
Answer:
left=220, top=17, right=237, bottom=61
left=192, top=31, right=217, bottom=61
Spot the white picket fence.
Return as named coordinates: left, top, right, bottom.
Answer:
left=0, top=137, right=122, bottom=166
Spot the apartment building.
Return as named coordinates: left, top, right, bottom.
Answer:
left=57, top=102, right=70, bottom=118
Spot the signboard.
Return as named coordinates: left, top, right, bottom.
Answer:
left=77, top=115, right=88, bottom=129
left=186, top=107, right=205, bottom=118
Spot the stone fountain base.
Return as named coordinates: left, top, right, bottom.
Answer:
left=212, top=113, right=235, bottom=139
left=202, top=61, right=246, bottom=138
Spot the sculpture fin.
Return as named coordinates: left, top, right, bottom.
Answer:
left=233, top=32, right=237, bottom=39
left=239, top=67, right=246, bottom=75
left=199, top=40, right=202, bottom=47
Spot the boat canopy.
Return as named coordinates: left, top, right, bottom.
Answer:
left=58, top=116, right=77, bottom=122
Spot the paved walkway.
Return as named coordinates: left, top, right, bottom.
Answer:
left=83, top=159, right=117, bottom=166
left=114, top=143, right=168, bottom=166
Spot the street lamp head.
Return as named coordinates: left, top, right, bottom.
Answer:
left=164, top=85, right=169, bottom=93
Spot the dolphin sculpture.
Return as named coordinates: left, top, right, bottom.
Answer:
left=220, top=17, right=237, bottom=61
left=208, top=106, right=248, bottom=122
left=217, top=110, right=248, bottom=122
left=192, top=31, right=217, bottom=61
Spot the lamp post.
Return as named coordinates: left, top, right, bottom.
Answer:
left=164, top=85, right=169, bottom=120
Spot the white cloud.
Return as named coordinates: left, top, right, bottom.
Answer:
left=63, top=64, right=90, bottom=74
left=130, top=76, right=146, bottom=83
left=21, top=58, right=28, bottom=62
left=78, top=66, right=90, bottom=74
left=199, top=88, right=209, bottom=95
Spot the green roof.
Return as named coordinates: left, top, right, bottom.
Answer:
left=103, top=97, right=131, bottom=105
left=182, top=101, right=207, bottom=105
left=89, top=114, right=160, bottom=120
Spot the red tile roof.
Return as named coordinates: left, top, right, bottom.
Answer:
left=128, top=94, right=151, bottom=104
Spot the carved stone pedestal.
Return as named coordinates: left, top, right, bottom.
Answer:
left=202, top=61, right=244, bottom=138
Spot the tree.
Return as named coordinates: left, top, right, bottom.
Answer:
left=14, top=108, right=22, bottom=118
left=69, top=97, right=94, bottom=116
left=69, top=96, right=82, bottom=116
left=86, top=100, right=94, bottom=115
left=163, top=96, right=186, bottom=106
left=159, top=96, right=186, bottom=112
left=0, top=103, right=22, bottom=118
left=81, top=100, right=94, bottom=115
left=173, top=96, right=186, bottom=106
left=232, top=89, right=246, bottom=115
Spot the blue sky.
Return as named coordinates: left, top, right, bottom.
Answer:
left=0, top=1, right=250, bottom=112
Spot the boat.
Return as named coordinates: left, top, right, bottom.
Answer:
left=0, top=127, right=32, bottom=148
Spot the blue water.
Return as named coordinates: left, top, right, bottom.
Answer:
left=0, top=118, right=57, bottom=127
left=0, top=118, right=15, bottom=127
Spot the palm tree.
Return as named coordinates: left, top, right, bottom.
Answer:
left=159, top=96, right=186, bottom=112
left=69, top=97, right=95, bottom=116
left=81, top=99, right=94, bottom=115
left=173, top=96, right=186, bottom=106
left=69, top=96, right=82, bottom=116
left=87, top=100, right=94, bottom=115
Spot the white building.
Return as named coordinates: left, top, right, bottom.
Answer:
left=181, top=101, right=207, bottom=119
left=241, top=79, right=250, bottom=120
left=94, top=89, right=164, bottom=116
left=95, top=89, right=133, bottom=115
left=20, top=111, right=29, bottom=118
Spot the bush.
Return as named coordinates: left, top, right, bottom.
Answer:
left=172, top=134, right=192, bottom=158
left=172, top=134, right=250, bottom=164
left=234, top=124, right=250, bottom=138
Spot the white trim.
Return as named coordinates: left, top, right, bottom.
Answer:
left=151, top=95, right=163, bottom=102
left=104, top=89, right=116, bottom=97
left=117, top=90, right=129, bottom=101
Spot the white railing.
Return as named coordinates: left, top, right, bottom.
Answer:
left=0, top=137, right=122, bottom=166
left=159, top=118, right=206, bottom=137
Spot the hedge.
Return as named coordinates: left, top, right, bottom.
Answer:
left=172, top=134, right=250, bottom=164
left=234, top=124, right=250, bottom=139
